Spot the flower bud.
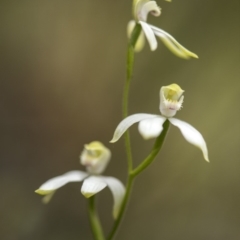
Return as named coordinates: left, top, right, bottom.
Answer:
left=159, top=83, right=184, bottom=117
left=80, top=141, right=111, bottom=175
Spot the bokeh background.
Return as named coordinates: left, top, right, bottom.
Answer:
left=0, top=0, right=239, bottom=239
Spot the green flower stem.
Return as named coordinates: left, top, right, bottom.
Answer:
left=107, top=24, right=169, bottom=240
left=107, top=175, right=134, bottom=240
left=88, top=196, right=105, bottom=240
left=107, top=23, right=141, bottom=240
left=131, top=120, right=170, bottom=177
left=123, top=23, right=142, bottom=173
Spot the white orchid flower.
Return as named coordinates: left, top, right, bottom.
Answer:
left=127, top=0, right=198, bottom=59
left=110, top=84, right=209, bottom=162
left=35, top=141, right=125, bottom=219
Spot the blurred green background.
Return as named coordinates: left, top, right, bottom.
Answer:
left=0, top=0, right=239, bottom=239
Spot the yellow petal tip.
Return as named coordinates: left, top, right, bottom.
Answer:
left=82, top=192, right=94, bottom=198
left=35, top=189, right=52, bottom=195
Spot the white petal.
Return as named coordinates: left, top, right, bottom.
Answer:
left=139, top=21, right=158, bottom=51
left=138, top=116, right=166, bottom=139
left=110, top=113, right=159, bottom=143
left=81, top=176, right=107, bottom=198
left=149, top=25, right=198, bottom=59
left=101, top=176, right=125, bottom=219
left=139, top=1, right=161, bottom=22
left=35, top=170, right=88, bottom=195
left=169, top=118, right=209, bottom=162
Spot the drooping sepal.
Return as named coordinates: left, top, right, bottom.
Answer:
left=101, top=176, right=126, bottom=219
left=169, top=118, right=209, bottom=162
left=150, top=25, right=198, bottom=59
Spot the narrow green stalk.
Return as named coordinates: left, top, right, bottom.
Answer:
left=88, top=196, right=105, bottom=240
left=107, top=23, right=142, bottom=240
left=123, top=24, right=141, bottom=120
left=107, top=175, right=134, bottom=240
left=131, top=120, right=170, bottom=177
left=123, top=23, right=142, bottom=173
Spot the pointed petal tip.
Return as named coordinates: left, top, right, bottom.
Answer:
left=81, top=176, right=107, bottom=199
left=180, top=52, right=199, bottom=60
left=191, top=53, right=199, bottom=59
left=35, top=189, right=51, bottom=195
left=150, top=43, right=158, bottom=51
left=185, top=51, right=198, bottom=59
left=180, top=52, right=198, bottom=60
left=82, top=191, right=95, bottom=198
left=150, top=40, right=158, bottom=51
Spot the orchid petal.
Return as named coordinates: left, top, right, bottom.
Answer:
left=101, top=176, right=125, bottom=219
left=81, top=176, right=107, bottom=198
left=35, top=170, right=88, bottom=196
left=139, top=21, right=158, bottom=51
left=169, top=118, right=209, bottom=162
left=140, top=1, right=161, bottom=22
left=138, top=116, right=166, bottom=139
left=150, top=25, right=198, bottom=59
left=110, top=113, right=159, bottom=143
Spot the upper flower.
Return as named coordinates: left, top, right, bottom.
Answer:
left=35, top=141, right=125, bottom=219
left=128, top=0, right=198, bottom=59
left=110, top=84, right=209, bottom=162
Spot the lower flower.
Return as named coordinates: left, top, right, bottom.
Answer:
left=35, top=141, right=125, bottom=219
